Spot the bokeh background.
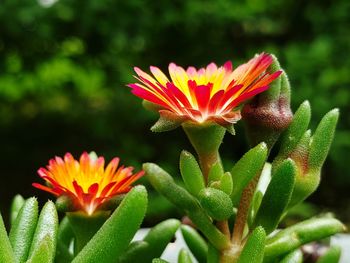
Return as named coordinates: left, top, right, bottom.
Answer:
left=0, top=0, right=349, bottom=225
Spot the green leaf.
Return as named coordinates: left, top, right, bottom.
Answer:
left=10, top=194, right=25, bottom=226
left=67, top=211, right=110, bottom=254
left=316, top=246, right=341, bottom=263
left=308, top=109, right=339, bottom=172
left=9, top=197, right=38, bottom=263
left=254, top=159, right=296, bottom=234
left=279, top=249, right=303, bottom=263
left=144, top=163, right=230, bottom=250
left=56, top=217, right=74, bottom=263
left=208, top=162, right=224, bottom=184
left=72, top=185, right=148, bottom=263
left=118, top=241, right=149, bottom=263
left=28, top=201, right=58, bottom=263
left=144, top=162, right=199, bottom=211
left=178, top=248, right=193, bottom=263
left=219, top=172, right=233, bottom=196
left=198, top=188, right=233, bottom=221
left=207, top=243, right=220, bottom=263
left=152, top=259, right=169, bottom=263
left=142, top=219, right=180, bottom=262
left=237, top=226, right=266, bottom=263
left=248, top=190, right=263, bottom=227
left=280, top=71, right=291, bottom=104
left=263, top=54, right=281, bottom=103
left=265, top=217, right=345, bottom=261
left=26, top=235, right=52, bottom=263
left=231, top=142, right=268, bottom=206
left=181, top=225, right=208, bottom=263
left=180, top=150, right=205, bottom=197
left=0, top=213, right=15, bottom=263
left=288, top=130, right=316, bottom=208
left=277, top=101, right=311, bottom=158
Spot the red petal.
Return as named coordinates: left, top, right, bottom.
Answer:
left=88, top=183, right=99, bottom=195
left=194, top=84, right=212, bottom=112
left=208, top=90, right=224, bottom=114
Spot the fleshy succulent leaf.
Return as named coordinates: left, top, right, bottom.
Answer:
left=264, top=217, right=345, bottom=261
left=237, top=226, right=266, bottom=263
left=72, top=185, right=148, bottom=263
left=180, top=150, right=205, bottom=197
left=10, top=194, right=25, bottom=226
left=308, top=109, right=339, bottom=172
left=208, top=162, right=224, bottom=185
left=231, top=142, right=268, bottom=206
left=56, top=217, right=74, bottom=263
left=0, top=213, right=15, bottom=263
left=277, top=100, right=311, bottom=159
left=9, top=197, right=38, bottom=263
left=254, top=159, right=296, bottom=234
left=28, top=201, right=58, bottom=263
left=26, top=235, right=52, bottom=263
left=218, top=172, right=233, bottom=196
left=144, top=163, right=230, bottom=250
left=142, top=219, right=180, bottom=262
left=279, top=249, right=303, bottom=263
left=178, top=248, right=193, bottom=263
left=181, top=225, right=208, bottom=263
left=316, top=246, right=341, bottom=263
left=198, top=188, right=233, bottom=221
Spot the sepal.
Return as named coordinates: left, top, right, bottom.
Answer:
left=151, top=110, right=186, bottom=132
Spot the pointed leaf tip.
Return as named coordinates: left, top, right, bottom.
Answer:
left=180, top=150, right=205, bottom=197
left=308, top=108, right=339, bottom=171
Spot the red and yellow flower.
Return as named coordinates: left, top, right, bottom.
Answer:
left=33, top=152, right=144, bottom=215
left=128, top=53, right=281, bottom=125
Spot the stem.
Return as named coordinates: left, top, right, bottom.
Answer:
left=182, top=122, right=225, bottom=183
left=217, top=220, right=230, bottom=239
left=220, top=244, right=241, bottom=263
left=67, top=211, right=110, bottom=255
left=231, top=175, right=260, bottom=245
left=198, top=150, right=221, bottom=183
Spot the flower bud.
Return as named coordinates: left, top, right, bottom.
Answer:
left=242, top=55, right=293, bottom=150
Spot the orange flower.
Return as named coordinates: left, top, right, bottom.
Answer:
left=128, top=53, right=281, bottom=125
left=33, top=152, right=144, bottom=215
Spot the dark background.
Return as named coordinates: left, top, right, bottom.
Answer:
left=0, top=0, right=349, bottom=225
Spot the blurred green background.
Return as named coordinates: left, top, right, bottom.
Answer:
left=0, top=0, right=349, bottom=224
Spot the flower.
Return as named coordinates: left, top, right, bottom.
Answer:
left=128, top=53, right=281, bottom=126
left=33, top=152, right=144, bottom=215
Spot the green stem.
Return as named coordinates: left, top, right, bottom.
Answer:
left=67, top=211, right=110, bottom=255
left=182, top=122, right=225, bottom=183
